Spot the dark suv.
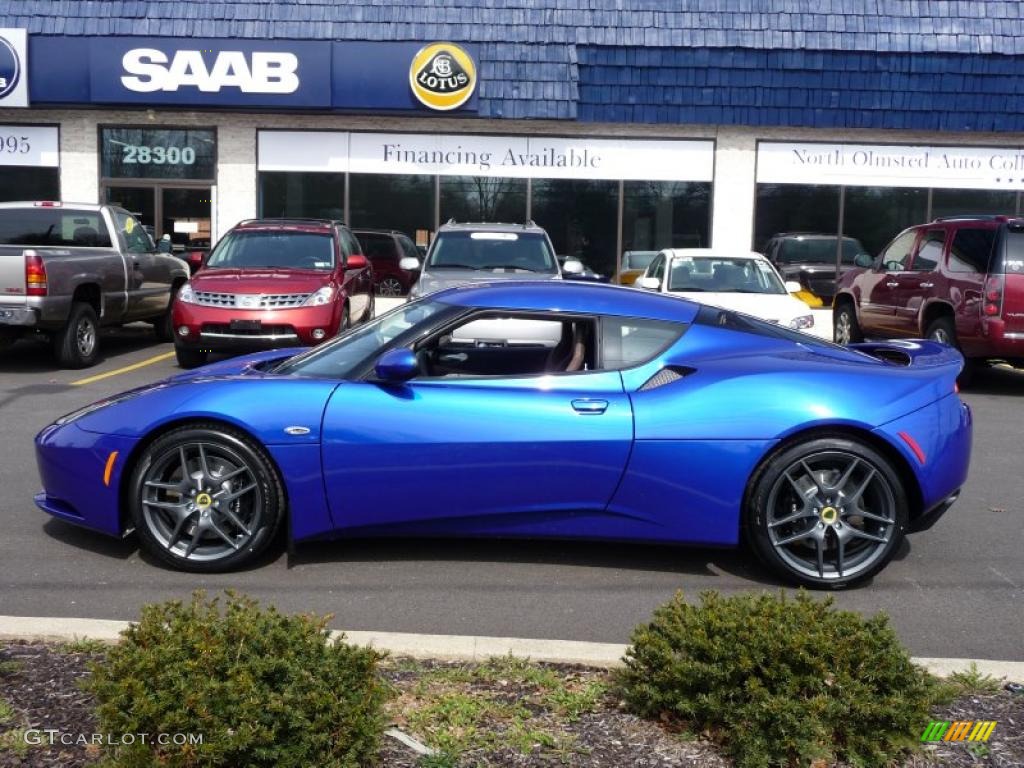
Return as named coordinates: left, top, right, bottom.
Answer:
left=350, top=228, right=421, bottom=296
left=763, top=233, right=870, bottom=303
left=833, top=214, right=1024, bottom=374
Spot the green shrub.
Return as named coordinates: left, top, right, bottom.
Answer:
left=85, top=591, right=389, bottom=768
left=617, top=591, right=938, bottom=768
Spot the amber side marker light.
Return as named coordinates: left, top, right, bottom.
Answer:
left=898, top=432, right=926, bottom=465
left=103, top=451, right=119, bottom=487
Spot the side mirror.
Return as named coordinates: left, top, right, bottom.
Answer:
left=374, top=348, right=419, bottom=382
left=637, top=276, right=661, bottom=290
left=854, top=254, right=874, bottom=268
left=784, top=280, right=803, bottom=293
left=399, top=256, right=421, bottom=272
left=561, top=259, right=584, bottom=275
left=346, top=253, right=368, bottom=270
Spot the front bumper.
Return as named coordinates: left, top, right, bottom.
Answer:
left=172, top=301, right=340, bottom=350
left=0, top=305, right=37, bottom=327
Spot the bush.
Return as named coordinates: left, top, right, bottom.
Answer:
left=617, top=591, right=938, bottom=768
left=85, top=591, right=389, bottom=768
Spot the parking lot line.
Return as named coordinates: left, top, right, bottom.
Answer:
left=70, top=351, right=176, bottom=386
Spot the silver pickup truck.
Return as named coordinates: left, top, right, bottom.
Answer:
left=0, top=202, right=189, bottom=368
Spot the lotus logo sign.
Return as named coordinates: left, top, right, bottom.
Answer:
left=409, top=42, right=477, bottom=111
left=0, top=29, right=27, bottom=107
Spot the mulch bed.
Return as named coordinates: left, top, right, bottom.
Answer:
left=0, top=641, right=1020, bottom=767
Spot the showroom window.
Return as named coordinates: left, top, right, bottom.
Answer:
left=0, top=125, right=60, bottom=203
left=622, top=181, right=711, bottom=252
left=930, top=188, right=1018, bottom=220
left=260, top=172, right=345, bottom=219
left=348, top=173, right=435, bottom=243
left=753, top=184, right=840, bottom=253
left=440, top=176, right=527, bottom=224
left=842, top=186, right=929, bottom=258
left=531, top=179, right=619, bottom=277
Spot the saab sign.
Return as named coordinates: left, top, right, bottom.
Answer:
left=0, top=29, right=28, bottom=107
left=90, top=38, right=330, bottom=107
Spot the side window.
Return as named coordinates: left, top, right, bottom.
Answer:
left=362, top=234, right=394, bottom=261
left=601, top=317, right=683, bottom=370
left=948, top=227, right=996, bottom=274
left=114, top=211, right=152, bottom=254
left=911, top=229, right=945, bottom=272
left=879, top=230, right=918, bottom=272
left=398, top=235, right=421, bottom=260
left=335, top=227, right=354, bottom=259
left=652, top=256, right=666, bottom=281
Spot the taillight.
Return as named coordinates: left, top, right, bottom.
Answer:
left=983, top=275, right=1003, bottom=317
left=25, top=250, right=47, bottom=296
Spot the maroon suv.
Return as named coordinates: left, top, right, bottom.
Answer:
left=351, top=228, right=422, bottom=296
left=172, top=218, right=374, bottom=368
left=834, top=215, right=1024, bottom=375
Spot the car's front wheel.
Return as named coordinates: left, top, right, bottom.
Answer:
left=833, top=302, right=863, bottom=345
left=130, top=424, right=284, bottom=572
left=377, top=277, right=404, bottom=296
left=746, top=436, right=907, bottom=589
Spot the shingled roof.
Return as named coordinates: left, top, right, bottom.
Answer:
left=3, top=1, right=1020, bottom=130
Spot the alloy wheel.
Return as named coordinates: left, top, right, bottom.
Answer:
left=834, top=312, right=851, bottom=345
left=378, top=278, right=404, bottom=296
left=140, top=441, right=263, bottom=562
left=76, top=317, right=96, bottom=357
left=930, top=327, right=950, bottom=345
left=765, top=451, right=897, bottom=581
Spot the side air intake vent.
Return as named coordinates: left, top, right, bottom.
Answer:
left=639, top=366, right=694, bottom=391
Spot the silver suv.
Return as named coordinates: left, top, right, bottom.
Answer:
left=403, top=221, right=582, bottom=299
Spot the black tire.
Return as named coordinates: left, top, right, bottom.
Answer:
left=53, top=301, right=100, bottom=368
left=152, top=286, right=180, bottom=342
left=925, top=316, right=975, bottom=386
left=129, top=423, right=285, bottom=573
left=833, top=301, right=863, bottom=345
left=365, top=293, right=376, bottom=322
left=339, top=303, right=351, bottom=334
left=174, top=344, right=208, bottom=369
left=745, top=436, right=908, bottom=589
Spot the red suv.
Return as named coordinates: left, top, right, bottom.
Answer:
left=834, top=215, right=1024, bottom=377
left=351, top=228, right=422, bottom=296
left=172, top=218, right=374, bottom=368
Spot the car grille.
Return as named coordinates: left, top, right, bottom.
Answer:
left=193, top=291, right=310, bottom=309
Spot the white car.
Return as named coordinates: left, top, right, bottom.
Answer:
left=635, top=248, right=814, bottom=331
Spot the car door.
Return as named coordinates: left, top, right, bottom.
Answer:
left=112, top=208, right=171, bottom=320
left=896, top=227, right=946, bottom=335
left=338, top=226, right=372, bottom=320
left=319, top=314, right=633, bottom=533
left=858, top=229, right=920, bottom=335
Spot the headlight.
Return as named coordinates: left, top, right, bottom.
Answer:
left=789, top=314, right=814, bottom=330
left=302, top=286, right=334, bottom=307
left=177, top=283, right=197, bottom=304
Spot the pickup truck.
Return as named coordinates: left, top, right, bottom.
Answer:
left=0, top=202, right=189, bottom=368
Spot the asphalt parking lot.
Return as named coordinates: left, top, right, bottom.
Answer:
left=0, top=309, right=1021, bottom=662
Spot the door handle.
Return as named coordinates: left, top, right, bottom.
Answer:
left=885, top=281, right=899, bottom=288
left=919, top=282, right=934, bottom=288
left=571, top=398, right=608, bottom=414
left=439, top=352, right=467, bottom=363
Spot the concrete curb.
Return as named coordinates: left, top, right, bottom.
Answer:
left=1, top=615, right=1020, bottom=681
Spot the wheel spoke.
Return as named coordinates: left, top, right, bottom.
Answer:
left=835, top=532, right=845, bottom=578
left=846, top=508, right=892, bottom=525
left=769, top=509, right=815, bottom=528
left=832, top=457, right=860, bottom=492
left=775, top=526, right=818, bottom=546
left=214, top=466, right=247, bottom=483
left=840, top=467, right=876, bottom=505
left=219, top=507, right=253, bottom=537
left=197, top=444, right=212, bottom=479
left=142, top=498, right=189, bottom=512
left=208, top=519, right=240, bottom=550
left=166, top=510, right=195, bottom=550
left=178, top=446, right=190, bottom=479
left=216, top=483, right=257, bottom=503
left=844, top=527, right=888, bottom=544
left=144, top=480, right=183, bottom=491
left=814, top=530, right=825, bottom=579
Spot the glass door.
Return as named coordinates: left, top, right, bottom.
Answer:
left=162, top=186, right=212, bottom=255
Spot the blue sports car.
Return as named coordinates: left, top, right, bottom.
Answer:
left=35, top=282, right=971, bottom=588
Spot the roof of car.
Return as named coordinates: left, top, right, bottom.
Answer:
left=768, top=233, right=860, bottom=240
left=660, top=248, right=765, bottom=260
left=0, top=201, right=105, bottom=212
left=234, top=217, right=339, bottom=232
left=438, top=221, right=547, bottom=233
left=350, top=228, right=407, bottom=235
left=431, top=280, right=700, bottom=324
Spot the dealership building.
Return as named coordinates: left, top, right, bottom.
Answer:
left=2, top=2, right=1024, bottom=277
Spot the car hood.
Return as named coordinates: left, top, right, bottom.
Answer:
left=669, top=291, right=811, bottom=323
left=414, top=268, right=561, bottom=297
left=191, top=268, right=333, bottom=294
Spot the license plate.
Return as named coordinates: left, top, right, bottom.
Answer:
left=229, top=319, right=262, bottom=331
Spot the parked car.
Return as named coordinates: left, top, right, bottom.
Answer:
left=171, top=218, right=373, bottom=369
left=35, top=281, right=970, bottom=588
left=557, top=254, right=608, bottom=282
left=350, top=228, right=421, bottom=296
left=614, top=250, right=659, bottom=285
left=402, top=221, right=582, bottom=298
left=763, top=233, right=871, bottom=304
left=636, top=249, right=814, bottom=330
left=833, top=214, right=1024, bottom=379
left=0, top=201, right=188, bottom=368
left=181, top=238, right=210, bottom=275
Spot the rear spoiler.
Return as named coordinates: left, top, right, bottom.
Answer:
left=848, top=339, right=964, bottom=372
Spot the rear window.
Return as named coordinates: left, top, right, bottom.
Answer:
left=776, top=237, right=867, bottom=264
left=949, top=227, right=997, bottom=274
left=1001, top=227, right=1024, bottom=276
left=0, top=208, right=112, bottom=247
left=206, top=230, right=335, bottom=271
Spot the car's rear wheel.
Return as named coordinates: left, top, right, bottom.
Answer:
left=378, top=277, right=404, bottom=296
left=926, top=316, right=975, bottom=386
left=54, top=302, right=100, bottom=368
left=746, top=436, right=907, bottom=589
left=130, top=424, right=284, bottom=572
left=833, top=302, right=863, bottom=345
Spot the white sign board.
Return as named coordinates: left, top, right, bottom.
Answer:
left=0, top=125, right=59, bottom=167
left=259, top=131, right=715, bottom=182
left=0, top=29, right=28, bottom=108
left=758, top=141, right=1024, bottom=191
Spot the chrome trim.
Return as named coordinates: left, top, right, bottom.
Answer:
left=199, top=331, right=300, bottom=341
left=193, top=291, right=310, bottom=309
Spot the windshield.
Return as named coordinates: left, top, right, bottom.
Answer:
left=206, top=230, right=335, bottom=271
left=425, top=231, right=557, bottom=273
left=667, top=257, right=786, bottom=294
left=274, top=300, right=451, bottom=378
left=622, top=251, right=658, bottom=271
left=776, top=237, right=867, bottom=265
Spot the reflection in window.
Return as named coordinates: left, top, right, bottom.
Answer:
left=843, top=186, right=928, bottom=257
left=350, top=173, right=435, bottom=242
left=622, top=181, right=710, bottom=252
left=753, top=184, right=840, bottom=253
left=260, top=172, right=344, bottom=219
left=931, top=188, right=1017, bottom=220
left=531, top=179, right=618, bottom=277
left=949, top=227, right=996, bottom=273
left=912, top=230, right=945, bottom=272
left=440, top=176, right=526, bottom=223
left=0, top=167, right=59, bottom=203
